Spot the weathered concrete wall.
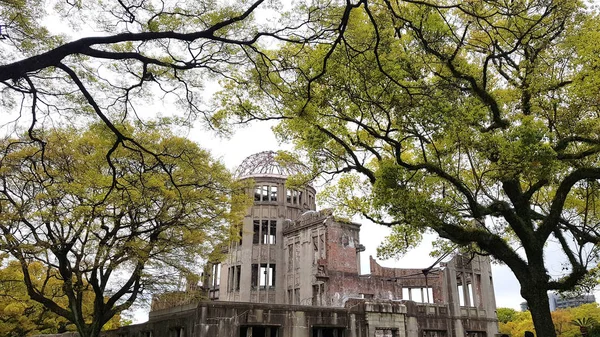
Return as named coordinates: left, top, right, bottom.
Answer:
left=102, top=300, right=404, bottom=337
left=370, top=257, right=446, bottom=304
left=219, top=176, right=317, bottom=305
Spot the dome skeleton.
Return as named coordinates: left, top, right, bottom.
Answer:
left=235, top=151, right=309, bottom=179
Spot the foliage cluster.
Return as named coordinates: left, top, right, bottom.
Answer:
left=499, top=304, right=600, bottom=337
left=0, top=123, right=249, bottom=337
left=0, top=257, right=122, bottom=337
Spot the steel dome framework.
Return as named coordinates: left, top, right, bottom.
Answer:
left=235, top=151, right=308, bottom=179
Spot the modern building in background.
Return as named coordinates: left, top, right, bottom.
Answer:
left=104, top=151, right=500, bottom=337
left=549, top=292, right=596, bottom=311
left=519, top=302, right=529, bottom=312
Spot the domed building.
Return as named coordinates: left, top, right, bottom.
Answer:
left=218, top=151, right=317, bottom=303
left=114, top=151, right=500, bottom=337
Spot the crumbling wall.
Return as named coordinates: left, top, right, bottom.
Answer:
left=369, top=257, right=446, bottom=304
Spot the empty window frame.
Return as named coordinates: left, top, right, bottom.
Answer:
left=402, top=287, right=434, bottom=303
left=375, top=329, right=399, bottom=337
left=254, top=220, right=277, bottom=244
left=286, top=189, right=301, bottom=204
left=228, top=265, right=241, bottom=291
left=312, top=232, right=326, bottom=265
left=255, top=185, right=277, bottom=202
left=312, top=283, right=325, bottom=306
left=262, top=220, right=276, bottom=244
left=240, top=326, right=279, bottom=337
left=169, top=328, right=184, bottom=337
left=312, top=327, right=345, bottom=337
left=210, top=263, right=221, bottom=287
left=251, top=264, right=276, bottom=289
left=253, top=221, right=260, bottom=244
left=270, top=187, right=277, bottom=202
left=457, top=272, right=475, bottom=306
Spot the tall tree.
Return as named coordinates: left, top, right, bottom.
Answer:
left=0, top=123, right=248, bottom=337
left=0, top=0, right=345, bottom=149
left=217, top=1, right=600, bottom=336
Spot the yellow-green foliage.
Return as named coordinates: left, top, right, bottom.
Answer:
left=0, top=122, right=249, bottom=337
left=498, top=304, right=600, bottom=337
left=0, top=259, right=121, bottom=337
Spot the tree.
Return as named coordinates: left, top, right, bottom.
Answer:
left=0, top=0, right=346, bottom=153
left=499, top=304, right=600, bottom=337
left=497, top=307, right=519, bottom=324
left=1, top=1, right=349, bottom=335
left=0, top=123, right=248, bottom=337
left=552, top=309, right=574, bottom=337
left=498, top=309, right=534, bottom=337
left=0, top=257, right=122, bottom=337
left=217, top=1, right=600, bottom=336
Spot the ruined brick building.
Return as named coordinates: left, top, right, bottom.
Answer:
left=103, top=151, right=500, bottom=337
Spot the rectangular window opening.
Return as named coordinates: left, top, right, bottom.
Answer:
left=251, top=264, right=258, bottom=289
left=259, top=264, right=276, bottom=288
left=253, top=220, right=260, bottom=244
left=269, top=220, right=276, bottom=244
left=313, top=236, right=319, bottom=265
left=312, top=327, right=345, bottom=337
left=169, top=327, right=184, bottom=337
left=235, top=265, right=241, bottom=291
left=212, top=263, right=221, bottom=287
left=410, top=288, right=423, bottom=303
left=270, top=186, right=277, bottom=201
left=402, top=288, right=410, bottom=300
left=467, top=282, right=475, bottom=307
left=458, top=284, right=465, bottom=306
left=228, top=267, right=234, bottom=291
left=240, top=326, right=279, bottom=337
left=261, top=220, right=269, bottom=244
left=254, top=186, right=261, bottom=201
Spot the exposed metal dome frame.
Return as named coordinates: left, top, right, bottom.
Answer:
left=235, top=151, right=309, bottom=179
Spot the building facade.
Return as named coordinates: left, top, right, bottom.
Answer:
left=549, top=292, right=596, bottom=311
left=108, top=151, right=500, bottom=337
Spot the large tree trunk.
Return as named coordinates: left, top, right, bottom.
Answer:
left=76, top=320, right=103, bottom=337
left=522, top=283, right=556, bottom=337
